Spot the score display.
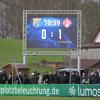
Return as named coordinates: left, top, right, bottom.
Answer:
left=27, top=16, right=77, bottom=48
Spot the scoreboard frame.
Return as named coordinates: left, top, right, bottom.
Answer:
left=23, top=10, right=82, bottom=73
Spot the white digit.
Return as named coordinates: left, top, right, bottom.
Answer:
left=42, top=29, right=46, bottom=39
left=44, top=20, right=47, bottom=26
left=57, top=20, right=60, bottom=26
left=59, top=29, right=61, bottom=40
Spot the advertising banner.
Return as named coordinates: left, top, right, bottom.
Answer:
left=0, top=84, right=100, bottom=97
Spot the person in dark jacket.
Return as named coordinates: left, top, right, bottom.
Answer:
left=81, top=72, right=89, bottom=84
left=59, top=72, right=64, bottom=84
left=23, top=74, right=31, bottom=84
left=89, top=71, right=100, bottom=84
left=0, top=71, right=8, bottom=84
left=89, top=72, right=94, bottom=84
left=95, top=71, right=100, bottom=84
left=54, top=72, right=60, bottom=84
left=31, top=71, right=39, bottom=84
left=42, top=72, right=49, bottom=84
left=61, top=73, right=69, bottom=84
left=0, top=71, right=3, bottom=84
left=75, top=72, right=80, bottom=84
left=49, top=72, right=54, bottom=84
left=71, top=71, right=76, bottom=84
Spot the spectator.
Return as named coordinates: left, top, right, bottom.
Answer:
left=75, top=72, right=80, bottom=84
left=42, top=72, right=49, bottom=84
left=23, top=74, right=31, bottom=84
left=89, top=71, right=100, bottom=84
left=61, top=73, right=69, bottom=84
left=81, top=72, right=89, bottom=84
left=38, top=73, right=42, bottom=84
left=49, top=72, right=54, bottom=84
left=15, top=72, right=24, bottom=84
left=59, top=72, right=64, bottom=84
left=93, top=71, right=100, bottom=84
left=1, top=71, right=8, bottom=84
left=54, top=72, right=60, bottom=84
left=31, top=71, right=39, bottom=84
left=8, top=73, right=14, bottom=84
left=30, top=73, right=34, bottom=83
left=71, top=72, right=76, bottom=84
left=0, top=71, right=3, bottom=84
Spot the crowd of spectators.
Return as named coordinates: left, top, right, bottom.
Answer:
left=0, top=70, right=100, bottom=84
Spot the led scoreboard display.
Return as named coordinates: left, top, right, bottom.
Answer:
left=27, top=15, right=77, bottom=48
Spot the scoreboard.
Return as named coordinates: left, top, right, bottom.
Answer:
left=27, top=15, right=77, bottom=48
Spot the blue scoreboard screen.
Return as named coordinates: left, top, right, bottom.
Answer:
left=27, top=15, right=77, bottom=48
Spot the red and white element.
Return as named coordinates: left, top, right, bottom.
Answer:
left=63, top=18, right=72, bottom=28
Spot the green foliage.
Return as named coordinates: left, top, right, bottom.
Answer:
left=0, top=39, right=22, bottom=67
left=0, top=39, right=64, bottom=73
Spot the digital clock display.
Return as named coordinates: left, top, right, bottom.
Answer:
left=27, top=15, right=77, bottom=48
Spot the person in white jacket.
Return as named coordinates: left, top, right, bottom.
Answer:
left=38, top=73, right=42, bottom=84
